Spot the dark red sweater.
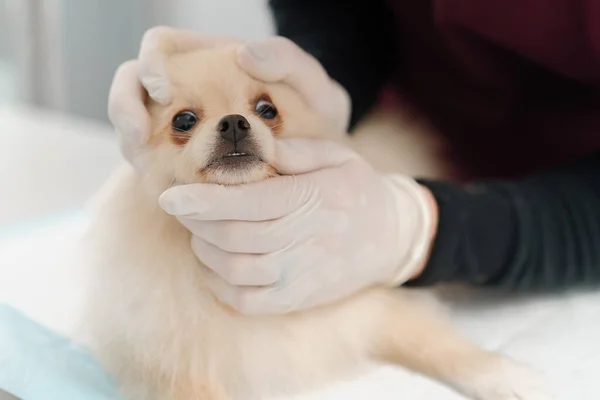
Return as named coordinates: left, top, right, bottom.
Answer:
left=269, top=0, right=600, bottom=290
left=384, top=0, right=600, bottom=180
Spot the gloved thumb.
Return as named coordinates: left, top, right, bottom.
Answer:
left=273, top=139, right=360, bottom=175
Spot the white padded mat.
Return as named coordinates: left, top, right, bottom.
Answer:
left=0, top=213, right=597, bottom=400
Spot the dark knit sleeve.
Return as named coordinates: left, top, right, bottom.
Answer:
left=408, top=150, right=600, bottom=291
left=267, top=0, right=397, bottom=129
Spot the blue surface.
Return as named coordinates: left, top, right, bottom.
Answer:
left=0, top=304, right=125, bottom=400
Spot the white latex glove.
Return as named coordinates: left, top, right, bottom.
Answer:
left=159, top=139, right=437, bottom=315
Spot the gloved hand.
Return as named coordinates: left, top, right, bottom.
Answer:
left=107, top=27, right=350, bottom=169
left=159, top=139, right=438, bottom=315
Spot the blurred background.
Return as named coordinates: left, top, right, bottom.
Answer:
left=0, top=0, right=273, bottom=229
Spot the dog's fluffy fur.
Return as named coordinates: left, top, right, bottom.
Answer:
left=73, top=32, right=553, bottom=400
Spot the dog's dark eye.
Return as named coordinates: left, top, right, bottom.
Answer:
left=172, top=111, right=198, bottom=132
left=255, top=98, right=278, bottom=119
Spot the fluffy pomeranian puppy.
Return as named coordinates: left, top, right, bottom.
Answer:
left=73, top=31, right=553, bottom=400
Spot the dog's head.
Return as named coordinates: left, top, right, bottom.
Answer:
left=138, top=40, right=341, bottom=188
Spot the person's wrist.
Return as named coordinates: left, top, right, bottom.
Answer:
left=381, top=175, right=438, bottom=286
left=408, top=185, right=438, bottom=280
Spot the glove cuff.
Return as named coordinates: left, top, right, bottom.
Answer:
left=383, top=175, right=436, bottom=286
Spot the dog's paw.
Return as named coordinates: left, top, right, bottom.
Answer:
left=458, top=358, right=555, bottom=400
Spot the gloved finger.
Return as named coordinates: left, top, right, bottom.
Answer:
left=201, top=242, right=332, bottom=315
left=202, top=266, right=310, bottom=315
left=191, top=237, right=281, bottom=286
left=159, top=177, right=317, bottom=221
left=178, top=208, right=345, bottom=254
left=258, top=257, right=364, bottom=313
left=205, top=267, right=333, bottom=316
left=237, top=36, right=351, bottom=131
left=107, top=59, right=151, bottom=158
left=202, top=270, right=282, bottom=315
left=180, top=218, right=294, bottom=254
left=273, top=138, right=361, bottom=175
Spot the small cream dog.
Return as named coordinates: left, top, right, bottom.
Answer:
left=74, top=32, right=553, bottom=400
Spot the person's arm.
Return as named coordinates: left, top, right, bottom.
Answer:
left=409, top=150, right=600, bottom=290
left=268, top=0, right=397, bottom=129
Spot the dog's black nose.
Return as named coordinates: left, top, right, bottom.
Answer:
left=218, top=114, right=250, bottom=144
